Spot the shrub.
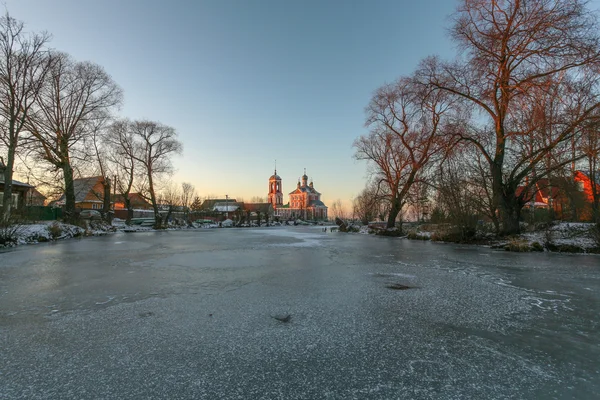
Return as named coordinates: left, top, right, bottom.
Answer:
left=0, top=219, right=22, bottom=246
left=556, top=244, right=584, bottom=253
left=543, top=227, right=555, bottom=249
left=523, top=208, right=553, bottom=225
left=430, top=227, right=475, bottom=243
left=429, top=207, right=447, bottom=224
left=590, top=224, right=600, bottom=248
left=504, top=238, right=531, bottom=252
left=375, top=228, right=403, bottom=237
left=530, top=242, right=544, bottom=252
left=407, top=231, right=429, bottom=241
left=47, top=223, right=63, bottom=240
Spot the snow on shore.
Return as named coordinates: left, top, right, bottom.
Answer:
left=1, top=221, right=112, bottom=248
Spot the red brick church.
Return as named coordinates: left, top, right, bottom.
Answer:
left=268, top=168, right=328, bottom=220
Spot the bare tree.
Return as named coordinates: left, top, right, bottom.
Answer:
left=26, top=52, right=122, bottom=222
left=579, top=120, right=600, bottom=222
left=180, top=182, right=195, bottom=222
left=435, top=152, right=485, bottom=240
left=130, top=120, right=182, bottom=228
left=105, top=119, right=137, bottom=223
left=420, top=0, right=600, bottom=234
left=406, top=177, right=431, bottom=223
left=250, top=196, right=265, bottom=203
left=355, top=76, right=457, bottom=231
left=158, top=182, right=181, bottom=225
left=90, top=119, right=112, bottom=217
left=352, top=183, right=382, bottom=225
left=330, top=198, right=346, bottom=220
left=0, top=13, right=51, bottom=220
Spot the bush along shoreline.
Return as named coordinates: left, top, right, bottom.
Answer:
left=335, top=220, right=600, bottom=255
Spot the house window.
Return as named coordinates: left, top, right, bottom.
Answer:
left=0, top=192, right=19, bottom=207
left=92, top=203, right=101, bottom=210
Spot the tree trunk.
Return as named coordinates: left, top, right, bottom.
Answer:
left=2, top=146, right=16, bottom=221
left=102, top=177, right=111, bottom=221
left=490, top=157, right=522, bottom=235
left=498, top=187, right=522, bottom=236
left=124, top=195, right=133, bottom=224
left=386, top=196, right=402, bottom=230
left=147, top=173, right=161, bottom=229
left=63, top=163, right=76, bottom=223
left=589, top=158, right=599, bottom=224
left=165, top=206, right=173, bottom=226
left=151, top=201, right=161, bottom=228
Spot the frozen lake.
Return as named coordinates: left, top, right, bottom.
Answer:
left=1, top=226, right=599, bottom=399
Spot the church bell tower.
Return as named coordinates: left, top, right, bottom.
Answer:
left=268, top=162, right=283, bottom=208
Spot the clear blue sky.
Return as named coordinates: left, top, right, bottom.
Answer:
left=4, top=0, right=504, bottom=207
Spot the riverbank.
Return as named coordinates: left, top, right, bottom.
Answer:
left=3, top=219, right=598, bottom=255
left=355, top=221, right=600, bottom=254
left=0, top=221, right=115, bottom=248
left=0, top=219, right=300, bottom=249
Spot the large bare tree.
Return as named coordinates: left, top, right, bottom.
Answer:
left=420, top=0, right=600, bottom=234
left=26, top=52, right=122, bottom=221
left=105, top=119, right=137, bottom=223
left=130, top=120, right=182, bottom=228
left=355, top=76, right=457, bottom=230
left=0, top=13, right=51, bottom=220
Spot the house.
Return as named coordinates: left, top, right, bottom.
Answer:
left=55, top=176, right=108, bottom=210
left=25, top=188, right=47, bottom=206
left=113, top=193, right=153, bottom=210
left=199, top=198, right=238, bottom=211
left=213, top=202, right=242, bottom=213
left=195, top=198, right=240, bottom=221
left=574, top=170, right=600, bottom=221
left=517, top=179, right=567, bottom=217
left=0, top=176, right=33, bottom=209
left=517, top=172, right=600, bottom=221
left=0, top=161, right=39, bottom=209
left=574, top=170, right=600, bottom=202
left=243, top=203, right=274, bottom=219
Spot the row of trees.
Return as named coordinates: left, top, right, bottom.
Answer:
left=0, top=13, right=182, bottom=226
left=354, top=0, right=600, bottom=235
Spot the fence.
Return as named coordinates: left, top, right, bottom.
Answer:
left=23, top=206, right=63, bottom=221
left=114, top=209, right=188, bottom=222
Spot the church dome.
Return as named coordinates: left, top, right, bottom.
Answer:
left=269, top=173, right=281, bottom=181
